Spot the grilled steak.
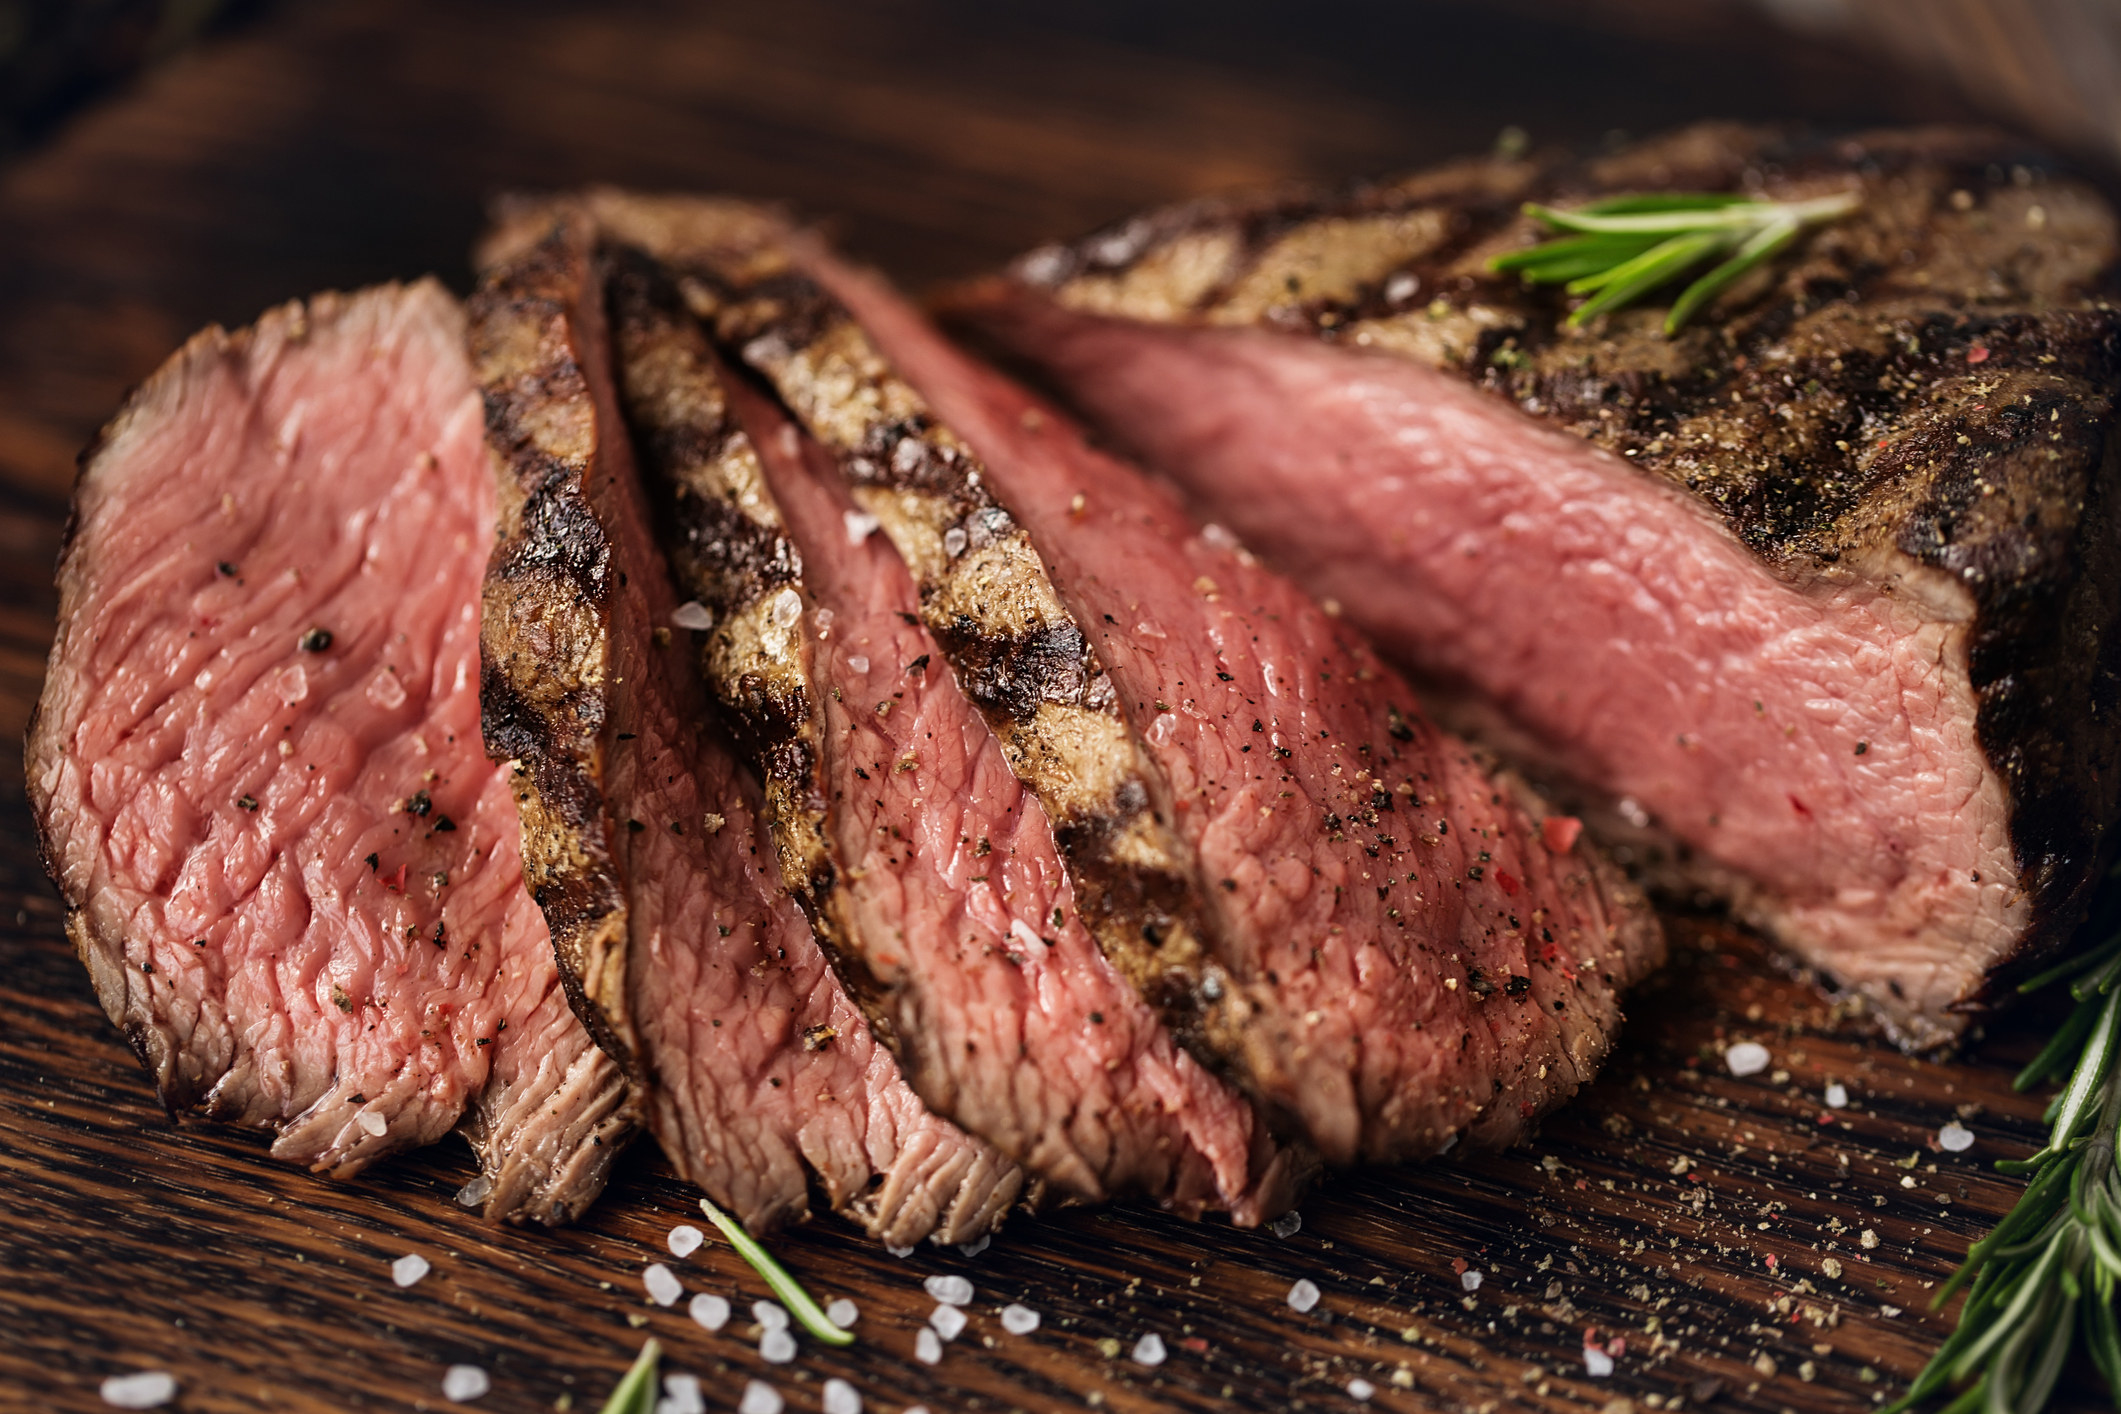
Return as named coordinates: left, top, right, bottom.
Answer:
left=795, top=250, right=1662, bottom=1165
left=26, top=281, right=630, bottom=1221
left=472, top=212, right=1022, bottom=1241
left=601, top=237, right=1305, bottom=1220
left=950, top=124, right=2121, bottom=1046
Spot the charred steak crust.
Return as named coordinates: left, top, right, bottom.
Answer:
left=470, top=220, right=644, bottom=1089
left=989, top=123, right=2121, bottom=997
left=675, top=253, right=1261, bottom=1088
left=601, top=248, right=899, bottom=1035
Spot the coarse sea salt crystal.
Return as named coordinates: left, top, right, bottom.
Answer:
left=356, top=1110, right=388, bottom=1137
left=689, top=1293, right=730, bottom=1332
left=1459, top=1270, right=1482, bottom=1293
left=760, top=1328, right=796, bottom=1364
left=671, top=601, right=714, bottom=631
left=929, top=1304, right=967, bottom=1341
left=455, top=1175, right=492, bottom=1208
left=1825, top=1082, right=1850, bottom=1108
left=887, top=1243, right=915, bottom=1258
left=1269, top=1211, right=1302, bottom=1239
left=442, top=1365, right=491, bottom=1402
left=392, top=1254, right=431, bottom=1288
left=660, top=1373, right=705, bottom=1414
left=844, top=510, right=881, bottom=545
left=753, top=1299, right=789, bottom=1331
left=822, top=1378, right=862, bottom=1414
left=1348, top=1378, right=1377, bottom=1401
left=1000, top=1304, right=1040, bottom=1335
left=1582, top=1347, right=1614, bottom=1378
left=915, top=1327, right=943, bottom=1365
left=1131, top=1334, right=1166, bottom=1367
left=1725, top=1041, right=1771, bottom=1077
left=644, top=1263, right=682, bottom=1306
left=846, top=654, right=870, bottom=674
left=667, top=1224, right=705, bottom=1259
left=925, top=1274, right=974, bottom=1306
left=739, top=1381, right=783, bottom=1414
left=1939, top=1121, right=1976, bottom=1152
left=826, top=1298, right=859, bottom=1330
left=100, top=1372, right=176, bottom=1409
left=1287, top=1278, right=1321, bottom=1313
left=958, top=1234, right=991, bottom=1258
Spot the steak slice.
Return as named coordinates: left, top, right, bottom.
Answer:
left=604, top=240, right=1305, bottom=1220
left=950, top=124, right=2121, bottom=1047
left=26, top=281, right=630, bottom=1222
left=807, top=252, right=1662, bottom=1164
left=472, top=212, right=1021, bottom=1242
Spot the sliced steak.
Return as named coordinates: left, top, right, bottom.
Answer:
left=603, top=242, right=1304, bottom=1220
left=687, top=227, right=1661, bottom=1166
left=26, top=281, right=630, bottom=1222
left=472, top=212, right=1021, bottom=1241
left=950, top=124, right=2121, bottom=1046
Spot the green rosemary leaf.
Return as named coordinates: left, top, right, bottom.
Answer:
left=2048, top=987, right=2121, bottom=1151
left=2016, top=932, right=2121, bottom=994
left=698, top=1197, right=856, bottom=1347
left=2014, top=997, right=2097, bottom=1091
left=1492, top=189, right=1858, bottom=333
left=596, top=1338, right=661, bottom=1414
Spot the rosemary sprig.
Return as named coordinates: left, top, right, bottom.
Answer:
left=1488, top=190, right=1859, bottom=334
left=595, top=1338, right=661, bottom=1414
left=1887, top=897, right=2121, bottom=1412
left=699, top=1197, right=856, bottom=1347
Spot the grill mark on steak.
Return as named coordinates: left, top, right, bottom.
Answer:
left=628, top=228, right=1263, bottom=1096
left=26, top=281, right=630, bottom=1222
left=957, top=123, right=2121, bottom=1042
left=472, top=213, right=1022, bottom=1242
left=605, top=232, right=1308, bottom=1220
left=815, top=251, right=1664, bottom=1164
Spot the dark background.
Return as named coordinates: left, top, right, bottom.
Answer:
left=0, top=3, right=2110, bottom=1411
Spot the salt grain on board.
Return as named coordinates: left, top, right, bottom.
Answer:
left=1939, top=1121, right=1976, bottom=1152
left=99, top=1372, right=177, bottom=1409
left=442, top=1365, right=491, bottom=1402
left=1725, top=1041, right=1771, bottom=1077
left=958, top=1234, right=991, bottom=1258
left=455, top=1176, right=492, bottom=1208
left=760, top=1328, right=796, bottom=1364
left=826, top=1298, right=859, bottom=1329
left=887, top=1243, right=915, bottom=1258
left=822, top=1378, right=862, bottom=1414
left=671, top=601, right=715, bottom=631
left=1459, top=1270, right=1482, bottom=1293
left=738, top=1381, right=784, bottom=1414
left=392, top=1254, right=431, bottom=1289
left=690, top=1293, right=730, bottom=1332
left=1287, top=1279, right=1321, bottom=1313
left=753, top=1300, right=789, bottom=1332
left=924, top=1274, right=974, bottom=1306
left=1824, top=1082, right=1850, bottom=1108
left=660, top=1374, right=705, bottom=1414
left=1000, top=1304, right=1040, bottom=1335
left=1131, top=1334, right=1167, bottom=1368
left=915, top=1328, right=943, bottom=1365
left=1269, top=1211, right=1302, bottom=1239
left=667, top=1224, right=705, bottom=1259
left=1348, top=1379, right=1376, bottom=1401
left=644, top=1263, right=683, bottom=1307
left=929, top=1304, right=967, bottom=1341
left=1583, top=1347, right=1615, bottom=1378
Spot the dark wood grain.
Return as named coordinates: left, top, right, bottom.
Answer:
left=0, top=2, right=2095, bottom=1410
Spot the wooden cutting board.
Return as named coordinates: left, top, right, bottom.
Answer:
left=0, top=2, right=2094, bottom=1409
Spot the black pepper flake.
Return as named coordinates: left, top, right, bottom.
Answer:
left=236, top=793, right=259, bottom=812
left=432, top=816, right=456, bottom=833
left=191, top=938, right=207, bottom=947
left=332, top=985, right=352, bottom=1013
left=475, top=1037, right=491, bottom=1046
left=627, top=818, right=645, bottom=832
left=905, top=654, right=930, bottom=676
left=365, top=853, right=380, bottom=871
left=1216, top=671, right=1234, bottom=682
left=1387, top=706, right=1414, bottom=742
left=1467, top=865, right=1484, bottom=881
left=802, top=1024, right=838, bottom=1051
left=1504, top=974, right=1532, bottom=998
left=975, top=837, right=991, bottom=857
left=1465, top=966, right=1496, bottom=998
left=769, top=1076, right=783, bottom=1087
left=1855, top=741, right=1869, bottom=755
left=299, top=627, right=334, bottom=652
left=1220, top=877, right=1238, bottom=891
left=406, top=789, right=432, bottom=817
left=216, top=561, right=240, bottom=578
left=1089, top=1011, right=1105, bottom=1025
left=431, top=922, right=447, bottom=947
left=1253, top=719, right=1265, bottom=733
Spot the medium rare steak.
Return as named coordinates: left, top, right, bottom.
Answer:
left=602, top=236, right=1305, bottom=1220
left=672, top=220, right=1662, bottom=1166
left=27, top=281, right=630, bottom=1221
left=472, top=212, right=1022, bottom=1242
left=951, top=124, right=2121, bottom=1046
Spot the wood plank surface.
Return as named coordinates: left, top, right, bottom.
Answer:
left=0, top=3, right=2093, bottom=1411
